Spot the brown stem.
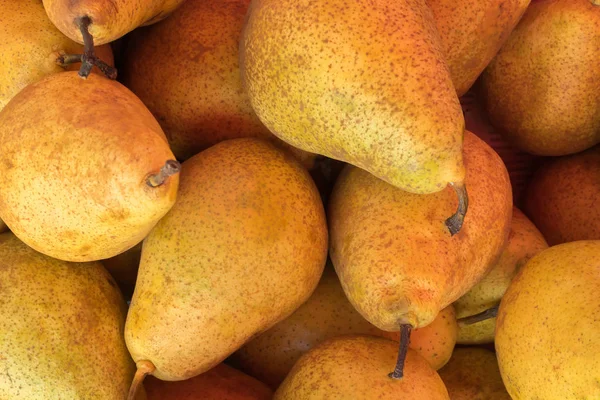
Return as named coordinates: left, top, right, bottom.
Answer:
left=457, top=305, right=499, bottom=325
left=146, top=160, right=182, bottom=187
left=127, top=360, right=155, bottom=400
left=445, top=182, right=468, bottom=236
left=388, top=324, right=412, bottom=379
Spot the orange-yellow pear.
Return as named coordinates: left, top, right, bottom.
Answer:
left=125, top=138, right=328, bottom=397
left=241, top=0, right=466, bottom=197
left=0, top=71, right=179, bottom=262
left=496, top=240, right=600, bottom=399
left=274, top=335, right=450, bottom=399
left=408, top=305, right=457, bottom=370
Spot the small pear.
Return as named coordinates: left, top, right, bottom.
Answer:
left=455, top=207, right=548, bottom=344
left=274, top=335, right=449, bottom=399
left=524, top=145, right=600, bottom=245
left=0, top=232, right=143, bottom=399
left=145, top=364, right=272, bottom=400
left=408, top=305, right=457, bottom=370
left=496, top=240, right=600, bottom=399
left=438, top=348, right=510, bottom=400
left=0, top=71, right=180, bottom=262
left=125, top=138, right=328, bottom=397
left=329, top=130, right=511, bottom=377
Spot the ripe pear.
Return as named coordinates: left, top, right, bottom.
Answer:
left=427, top=0, right=530, bottom=96
left=0, top=71, right=180, bottom=262
left=0, top=0, right=113, bottom=111
left=496, top=240, right=600, bottom=399
left=125, top=138, right=328, bottom=397
left=455, top=207, right=548, bottom=344
left=274, top=335, right=449, bottom=399
left=122, top=0, right=310, bottom=164
left=0, top=232, right=144, bottom=399
left=329, top=130, right=511, bottom=377
left=480, top=0, right=600, bottom=156
left=241, top=0, right=468, bottom=212
left=524, top=145, right=600, bottom=245
left=145, top=364, right=272, bottom=400
left=230, top=265, right=457, bottom=388
left=438, top=348, right=510, bottom=400
left=102, top=242, right=143, bottom=301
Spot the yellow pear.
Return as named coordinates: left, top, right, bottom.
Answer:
left=231, top=265, right=457, bottom=388
left=0, top=232, right=144, bottom=399
left=0, top=0, right=113, bottom=111
left=125, top=138, right=328, bottom=398
left=455, top=207, right=548, bottom=344
left=496, top=240, right=600, bottom=399
left=241, top=0, right=469, bottom=230
left=329, top=130, right=511, bottom=377
left=0, top=71, right=180, bottom=262
left=438, top=348, right=510, bottom=400
left=274, top=335, right=449, bottom=399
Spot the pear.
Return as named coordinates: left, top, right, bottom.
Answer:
left=0, top=71, right=180, bottom=262
left=454, top=207, right=548, bottom=344
left=524, top=145, right=600, bottom=245
left=427, top=0, right=530, bottom=96
left=496, top=240, right=600, bottom=399
left=145, top=364, right=272, bottom=400
left=102, top=242, right=143, bottom=301
left=241, top=0, right=470, bottom=233
left=438, top=348, right=510, bottom=400
left=125, top=138, right=328, bottom=398
left=480, top=0, right=600, bottom=156
left=0, top=0, right=113, bottom=111
left=329, top=130, right=511, bottom=377
left=230, top=265, right=457, bottom=388
left=274, top=335, right=449, bottom=399
left=0, top=232, right=144, bottom=399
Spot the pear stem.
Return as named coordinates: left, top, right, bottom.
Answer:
left=457, top=304, right=499, bottom=325
left=146, top=160, right=182, bottom=187
left=56, top=16, right=117, bottom=80
left=388, top=324, right=412, bottom=379
left=127, top=360, right=155, bottom=400
left=445, top=182, right=468, bottom=236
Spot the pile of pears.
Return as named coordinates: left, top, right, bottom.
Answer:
left=0, top=0, right=599, bottom=399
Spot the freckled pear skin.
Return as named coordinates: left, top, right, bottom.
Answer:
left=329, top=131, right=512, bottom=331
left=0, top=71, right=179, bottom=262
left=241, top=0, right=465, bottom=195
left=495, top=241, right=600, bottom=400
left=0, top=233, right=140, bottom=400
left=125, top=138, right=328, bottom=383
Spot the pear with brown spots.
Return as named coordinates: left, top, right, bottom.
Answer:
left=480, top=0, right=600, bottom=156
left=0, top=232, right=146, bottom=400
left=495, top=240, right=600, bottom=399
left=241, top=0, right=467, bottom=199
left=0, top=0, right=113, bottom=111
left=455, top=207, right=548, bottom=344
left=0, top=71, right=180, bottom=262
left=329, top=131, right=511, bottom=376
left=274, top=335, right=450, bottom=399
left=125, top=138, right=328, bottom=399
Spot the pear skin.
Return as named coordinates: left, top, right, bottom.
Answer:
left=0, top=232, right=142, bottom=399
left=125, top=138, right=328, bottom=390
left=0, top=0, right=113, bottom=111
left=495, top=240, right=600, bottom=399
left=480, top=0, right=600, bottom=156
left=0, top=71, right=179, bottom=262
left=438, top=348, right=510, bottom=400
left=524, top=145, right=600, bottom=245
left=102, top=242, right=143, bottom=301
left=241, top=0, right=466, bottom=196
left=455, top=207, right=548, bottom=344
left=231, top=265, right=456, bottom=388
left=274, top=335, right=449, bottom=399
left=329, top=130, right=512, bottom=333
left=145, top=364, right=272, bottom=400
left=428, top=0, right=530, bottom=96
